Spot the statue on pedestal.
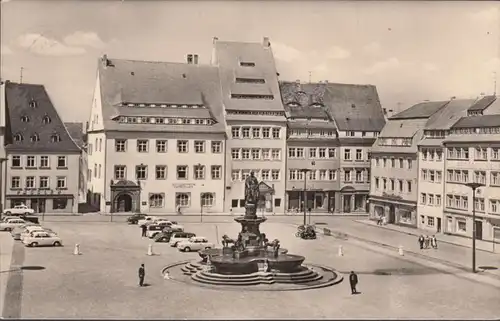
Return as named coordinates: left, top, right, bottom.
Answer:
left=244, top=172, right=260, bottom=218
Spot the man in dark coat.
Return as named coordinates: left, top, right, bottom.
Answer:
left=141, top=224, right=147, bottom=237
left=418, top=235, right=425, bottom=249
left=349, top=271, right=358, bottom=294
left=138, top=264, right=145, bottom=286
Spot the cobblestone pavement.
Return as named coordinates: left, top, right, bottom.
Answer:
left=2, top=220, right=500, bottom=319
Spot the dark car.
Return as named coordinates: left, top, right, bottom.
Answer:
left=153, top=228, right=184, bottom=242
left=127, top=214, right=147, bottom=225
left=20, top=215, right=40, bottom=224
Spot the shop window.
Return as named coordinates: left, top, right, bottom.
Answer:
left=53, top=198, right=68, bottom=210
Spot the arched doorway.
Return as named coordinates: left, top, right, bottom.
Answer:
left=116, top=193, right=133, bottom=212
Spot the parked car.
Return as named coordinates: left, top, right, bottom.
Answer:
left=3, top=205, right=35, bottom=216
left=0, top=218, right=26, bottom=231
left=19, top=215, right=39, bottom=224
left=138, top=216, right=157, bottom=227
left=1, top=216, right=18, bottom=222
left=127, top=213, right=147, bottom=225
left=11, top=223, right=38, bottom=240
left=145, top=224, right=165, bottom=238
left=20, top=226, right=54, bottom=242
left=177, top=236, right=214, bottom=252
left=23, top=231, right=62, bottom=247
left=169, top=232, right=196, bottom=247
left=152, top=228, right=185, bottom=242
left=154, top=219, right=184, bottom=231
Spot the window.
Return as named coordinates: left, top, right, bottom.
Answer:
left=252, top=149, right=261, bottom=160
left=398, top=180, right=403, bottom=192
left=491, top=172, right=500, bottom=186
left=262, top=127, right=271, bottom=138
left=308, top=170, right=316, bottom=180
left=309, top=148, right=317, bottom=159
left=242, top=148, right=250, bottom=159
left=344, top=149, right=351, bottom=160
left=252, top=128, right=261, bottom=138
left=356, top=170, right=363, bottom=182
left=272, top=128, right=281, bottom=139
left=11, top=156, right=21, bottom=168
left=391, top=158, right=396, bottom=168
left=114, top=165, right=126, bottom=179
left=149, top=194, right=164, bottom=208
left=201, top=193, right=215, bottom=207
left=177, top=140, right=188, bottom=153
left=436, top=195, right=441, bottom=206
left=176, top=193, right=190, bottom=207
left=231, top=170, right=240, bottom=181
left=457, top=220, right=466, bottom=233
left=231, top=126, right=240, bottom=138
left=42, top=115, right=51, bottom=124
left=491, top=200, right=500, bottom=213
left=474, top=171, right=486, bottom=185
left=492, top=148, right=500, bottom=160
left=156, top=165, right=167, bottom=180
left=177, top=165, right=188, bottom=179
left=137, top=140, right=149, bottom=152
left=407, top=159, right=412, bottom=169
left=40, top=156, right=49, bottom=168
left=329, top=170, right=336, bottom=180
left=56, top=176, right=67, bottom=189
left=375, top=177, right=380, bottom=189
left=231, top=199, right=239, bottom=208
left=328, top=148, right=336, bottom=158
left=156, top=140, right=168, bottom=153
left=231, top=148, right=240, bottom=160
left=390, top=178, right=395, bottom=190
left=242, top=127, right=251, bottom=138
left=428, top=194, right=435, bottom=205
left=288, top=148, right=297, bottom=158
left=475, top=197, right=485, bottom=212
left=356, top=149, right=362, bottom=160
left=344, top=170, right=352, bottom=182
left=57, top=156, right=67, bottom=168
left=383, top=178, right=387, bottom=190
left=136, top=165, right=147, bottom=180
left=242, top=170, right=251, bottom=180
left=318, top=148, right=326, bottom=159
left=14, top=133, right=23, bottom=142
left=407, top=181, right=412, bottom=193
left=262, top=149, right=270, bottom=159
left=31, top=134, right=40, bottom=142
left=194, top=141, right=205, bottom=153
left=475, top=147, right=488, bottom=160
left=26, top=156, right=36, bottom=168
left=25, top=176, right=35, bottom=189
left=271, top=170, right=280, bottom=181
left=11, top=176, right=20, bottom=189
left=420, top=193, right=427, bottom=204
left=52, top=199, right=67, bottom=210
left=115, top=139, right=127, bottom=152
left=272, top=149, right=281, bottom=160
left=346, top=131, right=355, bottom=137
left=211, top=141, right=222, bottom=153
left=260, top=169, right=270, bottom=181
left=240, top=61, right=255, bottom=67
left=39, top=176, right=49, bottom=189
left=194, top=165, right=205, bottom=180
left=208, top=165, right=221, bottom=180
left=427, top=217, right=435, bottom=226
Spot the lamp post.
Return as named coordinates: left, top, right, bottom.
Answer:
left=300, top=161, right=316, bottom=226
left=0, top=157, right=6, bottom=220
left=465, top=182, right=484, bottom=273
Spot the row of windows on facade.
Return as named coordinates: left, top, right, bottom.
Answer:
left=10, top=198, right=69, bottom=211
left=10, top=155, right=68, bottom=168
left=231, top=126, right=281, bottom=139
left=116, top=116, right=216, bottom=125
left=420, top=148, right=444, bottom=161
left=374, top=177, right=413, bottom=193
left=104, top=139, right=224, bottom=154
left=288, top=168, right=370, bottom=182
left=373, top=157, right=413, bottom=169
left=450, top=127, right=500, bottom=135
left=96, top=164, right=224, bottom=181
left=119, top=103, right=206, bottom=109
left=148, top=192, right=216, bottom=208
left=377, top=137, right=413, bottom=147
left=13, top=133, right=62, bottom=143
left=421, top=170, right=443, bottom=183
left=231, top=198, right=282, bottom=209
left=231, top=148, right=281, bottom=160
left=419, top=193, right=442, bottom=207
left=288, top=147, right=366, bottom=161
left=445, top=169, right=500, bottom=186
left=447, top=147, right=500, bottom=160
left=288, top=129, right=337, bottom=138
left=10, top=176, right=68, bottom=189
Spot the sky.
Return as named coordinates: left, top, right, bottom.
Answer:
left=1, top=0, right=499, bottom=122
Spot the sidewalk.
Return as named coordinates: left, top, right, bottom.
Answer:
left=356, top=219, right=499, bottom=253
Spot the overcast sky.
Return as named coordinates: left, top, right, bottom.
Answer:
left=1, top=0, right=499, bottom=122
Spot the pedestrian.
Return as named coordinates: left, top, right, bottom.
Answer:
left=418, top=235, right=424, bottom=249
left=424, top=235, right=430, bottom=249
left=349, top=271, right=358, bottom=294
left=376, top=216, right=383, bottom=226
left=176, top=204, right=182, bottom=215
left=431, top=235, right=438, bottom=249
left=138, top=263, right=145, bottom=287
left=141, top=224, right=147, bottom=237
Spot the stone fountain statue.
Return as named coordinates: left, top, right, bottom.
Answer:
left=244, top=171, right=260, bottom=219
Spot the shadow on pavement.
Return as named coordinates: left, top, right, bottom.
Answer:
left=338, top=267, right=451, bottom=276
left=20, top=266, right=45, bottom=271
left=478, top=266, right=498, bottom=271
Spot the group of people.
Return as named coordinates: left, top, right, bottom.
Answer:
left=418, top=234, right=438, bottom=249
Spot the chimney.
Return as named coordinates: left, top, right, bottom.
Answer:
left=263, top=37, right=270, bottom=47
left=102, top=54, right=109, bottom=67
left=193, top=54, right=199, bottom=65
left=324, top=80, right=329, bottom=84
left=187, top=54, right=193, bottom=64
left=213, top=37, right=219, bottom=44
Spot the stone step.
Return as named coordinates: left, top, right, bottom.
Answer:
left=192, top=274, right=275, bottom=286
left=197, top=271, right=273, bottom=282
left=273, top=274, right=323, bottom=283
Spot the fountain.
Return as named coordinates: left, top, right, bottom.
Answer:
left=164, top=172, right=342, bottom=290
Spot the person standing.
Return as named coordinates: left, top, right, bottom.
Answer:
left=138, top=264, right=145, bottom=287
left=349, top=271, right=358, bottom=294
left=141, top=224, right=147, bottom=237
left=431, top=235, right=438, bottom=249
left=424, top=235, right=430, bottom=249
left=418, top=235, right=425, bottom=249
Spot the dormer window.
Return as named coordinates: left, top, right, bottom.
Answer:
left=171, top=105, right=178, bottom=108
left=29, top=99, right=37, bottom=108
left=20, top=115, right=30, bottom=122
left=30, top=134, right=40, bottom=142
left=42, top=115, right=51, bottom=124
left=181, top=105, right=188, bottom=108
left=14, top=133, right=23, bottom=142
left=50, top=134, right=61, bottom=142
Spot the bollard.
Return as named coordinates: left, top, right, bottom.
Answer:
left=164, top=271, right=170, bottom=280
left=398, top=245, right=404, bottom=256
left=73, top=244, right=81, bottom=255
left=147, top=244, right=154, bottom=256
left=338, top=245, right=344, bottom=257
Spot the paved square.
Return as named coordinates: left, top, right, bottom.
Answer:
left=1, top=219, right=500, bottom=319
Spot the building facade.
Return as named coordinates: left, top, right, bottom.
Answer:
left=3, top=82, right=81, bottom=213
left=213, top=37, right=287, bottom=214
left=0, top=83, right=7, bottom=212
left=87, top=55, right=227, bottom=214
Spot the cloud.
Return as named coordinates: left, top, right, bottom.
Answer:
left=364, top=57, right=400, bottom=75
left=469, top=7, right=499, bottom=22
left=1, top=45, right=13, bottom=55
left=422, top=62, right=438, bottom=72
left=271, top=42, right=303, bottom=63
left=363, top=42, right=382, bottom=55
left=325, top=46, right=350, bottom=60
left=1, top=0, right=12, bottom=4
left=482, top=57, right=500, bottom=71
left=17, top=33, right=86, bottom=56
left=63, top=31, right=106, bottom=49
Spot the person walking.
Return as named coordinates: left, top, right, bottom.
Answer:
left=431, top=235, right=438, bottom=249
left=349, top=271, right=358, bottom=294
left=141, top=224, right=147, bottom=237
left=138, top=264, right=145, bottom=287
left=424, top=235, right=430, bottom=249
left=418, top=235, right=425, bottom=249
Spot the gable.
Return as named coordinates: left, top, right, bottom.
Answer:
left=88, top=71, right=105, bottom=132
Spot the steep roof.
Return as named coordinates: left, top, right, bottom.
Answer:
left=4, top=82, right=80, bottom=153
left=390, top=101, right=449, bottom=120
left=451, top=114, right=500, bottom=128
left=214, top=40, right=286, bottom=115
left=467, top=95, right=496, bottom=111
left=372, top=118, right=428, bottom=154
left=65, top=122, right=85, bottom=148
left=424, top=99, right=476, bottom=130
left=280, top=81, right=331, bottom=120
left=97, top=58, right=226, bottom=133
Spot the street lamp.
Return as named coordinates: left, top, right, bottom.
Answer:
left=300, top=161, right=316, bottom=226
left=0, top=157, right=6, bottom=220
left=465, top=182, right=484, bottom=273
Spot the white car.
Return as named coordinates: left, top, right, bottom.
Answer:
left=154, top=219, right=184, bottom=231
left=20, top=226, right=54, bottom=242
left=169, top=232, right=196, bottom=247
left=3, top=205, right=35, bottom=216
left=177, top=236, right=214, bottom=252
left=138, top=216, right=157, bottom=227
left=23, top=231, right=62, bottom=247
left=0, top=218, right=26, bottom=231
left=1, top=216, right=18, bottom=222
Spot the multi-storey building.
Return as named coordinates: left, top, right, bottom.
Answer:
left=327, top=84, right=385, bottom=213
left=369, top=101, right=450, bottom=226
left=87, top=54, right=226, bottom=214
left=442, top=114, right=500, bottom=242
left=0, top=83, right=7, bottom=212
left=416, top=99, right=476, bottom=232
left=213, top=37, right=287, bottom=214
left=65, top=122, right=87, bottom=204
left=280, top=81, right=339, bottom=213
left=3, top=82, right=81, bottom=213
